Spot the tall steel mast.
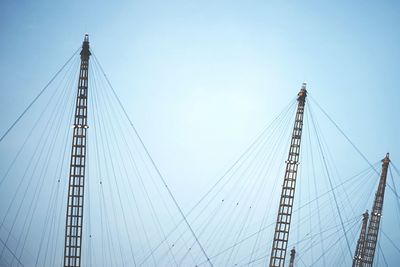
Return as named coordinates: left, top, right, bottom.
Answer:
left=269, top=84, right=307, bottom=267
left=362, top=153, right=390, bottom=267
left=352, top=210, right=369, bottom=267
left=63, top=34, right=91, bottom=267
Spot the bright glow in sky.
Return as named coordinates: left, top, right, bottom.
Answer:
left=0, top=0, right=400, bottom=266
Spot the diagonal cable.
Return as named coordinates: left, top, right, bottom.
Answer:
left=308, top=103, right=353, bottom=259
left=0, top=47, right=80, bottom=143
left=0, top=236, right=24, bottom=266
left=310, top=96, right=400, bottom=199
left=91, top=51, right=214, bottom=267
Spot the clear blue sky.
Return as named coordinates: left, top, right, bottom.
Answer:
left=0, top=0, right=400, bottom=266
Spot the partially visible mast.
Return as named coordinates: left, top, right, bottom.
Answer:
left=352, top=210, right=369, bottom=267
left=63, top=34, right=91, bottom=267
left=288, top=247, right=296, bottom=267
left=363, top=153, right=390, bottom=267
left=269, top=84, right=307, bottom=267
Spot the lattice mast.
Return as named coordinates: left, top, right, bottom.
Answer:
left=362, top=153, right=390, bottom=267
left=269, top=84, right=307, bottom=267
left=288, top=247, right=296, bottom=267
left=63, top=34, right=91, bottom=267
left=352, top=210, right=369, bottom=267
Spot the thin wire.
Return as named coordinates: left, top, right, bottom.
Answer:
left=308, top=218, right=359, bottom=267
left=0, top=236, right=24, bottom=266
left=93, top=73, right=138, bottom=266
left=224, top=206, right=252, bottom=266
left=92, top=68, right=127, bottom=265
left=309, top=96, right=380, bottom=175
left=377, top=223, right=389, bottom=267
left=381, top=230, right=400, bottom=254
left=203, top=215, right=359, bottom=267
left=0, top=47, right=80, bottom=143
left=91, top=58, right=177, bottom=265
left=0, top=70, right=74, bottom=259
left=308, top=104, right=353, bottom=259
left=388, top=167, right=400, bottom=228
left=306, top=106, right=326, bottom=267
left=91, top=51, right=214, bottom=267
left=390, top=162, right=400, bottom=200
left=137, top=99, right=296, bottom=265
left=32, top=75, right=76, bottom=265
left=188, top=100, right=295, bottom=265
left=90, top=59, right=118, bottom=266
left=99, top=79, right=159, bottom=264
left=18, top=56, right=78, bottom=265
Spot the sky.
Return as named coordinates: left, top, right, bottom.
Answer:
left=0, top=0, right=400, bottom=266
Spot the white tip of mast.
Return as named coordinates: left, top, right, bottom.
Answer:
left=382, top=152, right=390, bottom=163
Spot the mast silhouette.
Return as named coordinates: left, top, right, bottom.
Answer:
left=269, top=84, right=307, bottom=267
left=63, top=34, right=91, bottom=267
left=362, top=153, right=390, bottom=267
left=352, top=210, right=369, bottom=267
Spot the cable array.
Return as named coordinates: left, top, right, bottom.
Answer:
left=0, top=45, right=399, bottom=267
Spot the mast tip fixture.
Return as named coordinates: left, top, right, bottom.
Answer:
left=363, top=210, right=369, bottom=220
left=298, top=83, right=307, bottom=100
left=383, top=153, right=390, bottom=163
left=80, top=34, right=91, bottom=59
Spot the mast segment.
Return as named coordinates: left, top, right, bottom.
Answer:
left=269, top=84, right=307, bottom=267
left=63, top=34, right=91, bottom=267
left=352, top=210, right=369, bottom=267
left=363, top=153, right=390, bottom=267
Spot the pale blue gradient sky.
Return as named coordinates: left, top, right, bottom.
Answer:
left=2, top=0, right=399, bottom=199
left=0, top=0, right=400, bottom=265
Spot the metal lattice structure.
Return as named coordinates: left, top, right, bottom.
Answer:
left=352, top=210, right=369, bottom=267
left=362, top=153, right=390, bottom=267
left=269, top=84, right=307, bottom=267
left=63, top=34, right=91, bottom=267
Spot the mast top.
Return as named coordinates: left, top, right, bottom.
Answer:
left=382, top=153, right=390, bottom=164
left=297, top=83, right=307, bottom=101
left=363, top=210, right=369, bottom=220
left=80, top=34, right=91, bottom=60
